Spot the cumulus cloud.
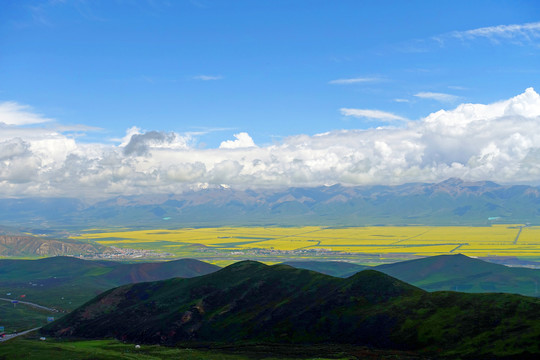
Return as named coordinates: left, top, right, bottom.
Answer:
left=329, top=77, right=380, bottom=85
left=0, top=138, right=31, bottom=161
left=219, top=132, right=256, bottom=149
left=3, top=88, right=540, bottom=198
left=340, top=108, right=407, bottom=122
left=0, top=101, right=52, bottom=125
left=120, top=128, right=192, bottom=156
left=414, top=92, right=459, bottom=103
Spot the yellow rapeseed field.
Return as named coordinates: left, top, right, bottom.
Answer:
left=72, top=224, right=540, bottom=258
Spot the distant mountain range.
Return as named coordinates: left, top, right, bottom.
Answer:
left=1, top=178, right=540, bottom=229
left=42, top=261, right=540, bottom=359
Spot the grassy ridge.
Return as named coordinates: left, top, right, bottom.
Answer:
left=375, top=254, right=540, bottom=297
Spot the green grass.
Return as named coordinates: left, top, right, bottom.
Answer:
left=0, top=337, right=360, bottom=360
left=0, top=302, right=52, bottom=333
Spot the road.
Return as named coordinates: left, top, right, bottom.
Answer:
left=0, top=297, right=57, bottom=313
left=0, top=327, right=41, bottom=343
left=513, top=225, right=526, bottom=245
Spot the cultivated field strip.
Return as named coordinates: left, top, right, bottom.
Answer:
left=72, top=225, right=540, bottom=259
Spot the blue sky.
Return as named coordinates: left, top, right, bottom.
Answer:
left=1, top=0, right=540, bottom=197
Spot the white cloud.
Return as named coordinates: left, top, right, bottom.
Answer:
left=437, top=21, right=540, bottom=44
left=219, top=132, right=256, bottom=149
left=121, top=130, right=191, bottom=156
left=3, top=88, right=540, bottom=197
left=394, top=98, right=410, bottom=103
left=414, top=92, right=459, bottom=103
left=0, top=102, right=52, bottom=125
left=0, top=138, right=31, bottom=161
left=340, top=108, right=406, bottom=122
left=329, top=77, right=380, bottom=85
left=193, top=75, right=223, bottom=81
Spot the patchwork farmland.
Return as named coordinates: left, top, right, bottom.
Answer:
left=72, top=225, right=540, bottom=264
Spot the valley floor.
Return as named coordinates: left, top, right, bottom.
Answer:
left=72, top=225, right=540, bottom=265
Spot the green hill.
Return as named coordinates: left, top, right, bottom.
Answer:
left=43, top=261, right=540, bottom=359
left=0, top=257, right=220, bottom=311
left=376, top=253, right=540, bottom=296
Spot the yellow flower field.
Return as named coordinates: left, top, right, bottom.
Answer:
left=72, top=224, right=540, bottom=258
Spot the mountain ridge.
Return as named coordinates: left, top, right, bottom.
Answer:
left=0, top=234, right=109, bottom=256
left=2, top=179, right=540, bottom=229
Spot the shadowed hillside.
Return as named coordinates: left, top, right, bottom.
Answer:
left=43, top=261, right=540, bottom=359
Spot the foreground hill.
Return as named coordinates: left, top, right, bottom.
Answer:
left=376, top=253, right=540, bottom=297
left=0, top=257, right=220, bottom=311
left=43, top=261, right=540, bottom=359
left=3, top=179, right=540, bottom=229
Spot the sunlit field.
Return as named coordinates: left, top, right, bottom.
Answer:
left=72, top=225, right=540, bottom=261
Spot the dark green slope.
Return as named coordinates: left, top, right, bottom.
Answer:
left=0, top=257, right=220, bottom=311
left=105, top=258, right=220, bottom=283
left=281, top=260, right=367, bottom=277
left=376, top=254, right=540, bottom=296
left=0, top=256, right=110, bottom=281
left=43, top=261, right=540, bottom=359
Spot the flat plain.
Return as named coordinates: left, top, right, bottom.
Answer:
left=72, top=225, right=540, bottom=264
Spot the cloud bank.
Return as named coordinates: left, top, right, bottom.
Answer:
left=2, top=88, right=540, bottom=198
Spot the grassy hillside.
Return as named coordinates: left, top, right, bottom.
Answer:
left=0, top=257, right=220, bottom=312
left=0, top=302, right=52, bottom=333
left=43, top=261, right=540, bottom=359
left=376, top=253, right=540, bottom=296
